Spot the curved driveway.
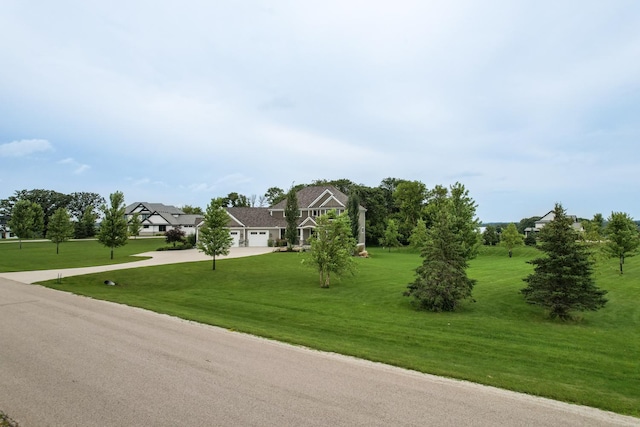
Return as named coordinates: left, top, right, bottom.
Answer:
left=0, top=249, right=637, bottom=426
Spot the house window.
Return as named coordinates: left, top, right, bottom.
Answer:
left=143, top=225, right=149, bottom=229
left=159, top=225, right=167, bottom=232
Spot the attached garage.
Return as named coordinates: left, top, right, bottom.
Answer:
left=229, top=231, right=241, bottom=247
left=247, top=230, right=269, bottom=247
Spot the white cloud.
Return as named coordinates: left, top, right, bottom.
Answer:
left=0, top=139, right=52, bottom=157
left=58, top=157, right=90, bottom=174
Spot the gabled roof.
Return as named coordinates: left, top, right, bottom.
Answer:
left=125, top=202, right=184, bottom=215
left=271, top=186, right=349, bottom=210
left=226, top=207, right=286, bottom=228
left=536, top=210, right=579, bottom=225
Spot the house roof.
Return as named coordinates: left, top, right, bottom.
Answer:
left=270, top=186, right=349, bottom=210
left=125, top=202, right=184, bottom=215
left=226, top=207, right=286, bottom=228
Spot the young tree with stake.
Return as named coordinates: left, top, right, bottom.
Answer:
left=197, top=198, right=233, bottom=270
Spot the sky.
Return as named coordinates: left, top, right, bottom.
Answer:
left=1, top=1, right=639, bottom=222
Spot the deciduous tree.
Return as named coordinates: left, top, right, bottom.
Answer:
left=482, top=225, right=500, bottom=246
left=47, top=207, right=74, bottom=254
left=264, top=187, right=285, bottom=206
left=197, top=198, right=233, bottom=270
left=393, top=180, right=427, bottom=234
left=8, top=200, right=43, bottom=248
left=306, top=211, right=357, bottom=288
left=521, top=203, right=607, bottom=320
left=165, top=227, right=186, bottom=247
left=605, top=212, right=640, bottom=274
left=181, top=205, right=204, bottom=215
left=128, top=212, right=142, bottom=239
left=380, top=219, right=402, bottom=252
left=97, top=191, right=129, bottom=259
left=408, top=219, right=428, bottom=250
left=75, top=206, right=98, bottom=238
left=501, top=223, right=524, bottom=257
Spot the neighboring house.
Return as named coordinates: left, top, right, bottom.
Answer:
left=196, top=185, right=366, bottom=248
left=125, top=202, right=203, bottom=236
left=132, top=186, right=366, bottom=247
left=1, top=225, right=16, bottom=239
left=524, top=210, right=584, bottom=236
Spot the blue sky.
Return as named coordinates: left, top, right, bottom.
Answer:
left=1, top=1, right=639, bottom=222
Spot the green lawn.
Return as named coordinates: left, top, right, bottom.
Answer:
left=36, top=245, right=639, bottom=417
left=0, top=238, right=165, bottom=272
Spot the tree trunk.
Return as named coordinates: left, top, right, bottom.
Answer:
left=56, top=243, right=59, bottom=254
left=620, top=255, right=624, bottom=274
left=110, top=247, right=114, bottom=260
left=212, top=255, right=216, bottom=270
left=508, top=249, right=512, bottom=258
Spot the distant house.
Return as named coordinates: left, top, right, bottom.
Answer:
left=125, top=202, right=203, bottom=236
left=524, top=210, right=584, bottom=236
left=130, top=186, right=366, bottom=247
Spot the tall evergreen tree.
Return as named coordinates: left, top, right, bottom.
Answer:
left=284, top=186, right=299, bottom=248
left=97, top=191, right=129, bottom=260
left=47, top=207, right=74, bottom=254
left=405, top=202, right=475, bottom=311
left=197, top=198, right=233, bottom=270
left=521, top=203, right=607, bottom=320
left=347, top=190, right=361, bottom=241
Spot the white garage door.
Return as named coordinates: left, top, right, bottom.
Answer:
left=229, top=231, right=241, bottom=247
left=248, top=230, right=269, bottom=247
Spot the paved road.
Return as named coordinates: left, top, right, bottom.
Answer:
left=1, top=249, right=638, bottom=426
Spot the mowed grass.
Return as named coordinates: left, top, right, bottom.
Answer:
left=0, top=238, right=165, bottom=272
left=39, top=245, right=639, bottom=417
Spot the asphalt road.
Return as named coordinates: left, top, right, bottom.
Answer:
left=1, top=278, right=637, bottom=426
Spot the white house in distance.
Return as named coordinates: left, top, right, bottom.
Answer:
left=127, top=186, right=366, bottom=248
left=524, top=209, right=584, bottom=236
left=125, top=202, right=203, bottom=236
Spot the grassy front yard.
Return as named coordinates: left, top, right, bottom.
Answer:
left=36, top=245, right=639, bottom=417
left=0, top=238, right=164, bottom=272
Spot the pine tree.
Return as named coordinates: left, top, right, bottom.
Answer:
left=347, top=190, right=361, bottom=241
left=404, top=203, right=475, bottom=311
left=284, top=186, right=299, bottom=248
left=521, top=203, right=607, bottom=320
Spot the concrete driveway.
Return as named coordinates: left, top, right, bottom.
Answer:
left=0, top=248, right=638, bottom=426
left=0, top=246, right=273, bottom=284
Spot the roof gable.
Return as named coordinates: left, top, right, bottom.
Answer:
left=270, top=185, right=349, bottom=210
